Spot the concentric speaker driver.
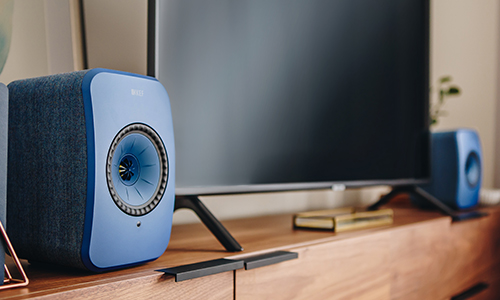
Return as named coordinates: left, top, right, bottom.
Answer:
left=106, top=123, right=168, bottom=216
left=465, top=151, right=481, bottom=188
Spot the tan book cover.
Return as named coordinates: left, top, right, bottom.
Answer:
left=293, top=207, right=393, bottom=232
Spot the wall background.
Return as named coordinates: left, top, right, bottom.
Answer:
left=0, top=0, right=82, bottom=84
left=1, top=0, right=499, bottom=224
left=0, top=1, right=48, bottom=84
left=430, top=0, right=499, bottom=189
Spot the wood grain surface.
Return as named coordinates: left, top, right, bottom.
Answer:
left=235, top=230, right=392, bottom=300
left=0, top=201, right=497, bottom=299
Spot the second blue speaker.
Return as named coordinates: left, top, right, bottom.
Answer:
left=420, top=129, right=482, bottom=210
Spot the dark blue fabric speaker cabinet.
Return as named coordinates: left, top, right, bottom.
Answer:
left=419, top=129, right=482, bottom=210
left=7, top=69, right=175, bottom=271
left=0, top=83, right=7, bottom=281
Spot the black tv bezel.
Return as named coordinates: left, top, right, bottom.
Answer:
left=147, top=0, right=431, bottom=197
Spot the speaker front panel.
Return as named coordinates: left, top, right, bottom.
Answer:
left=84, top=70, right=175, bottom=270
left=456, top=129, right=482, bottom=209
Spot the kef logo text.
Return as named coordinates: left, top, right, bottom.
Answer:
left=131, top=89, right=144, bottom=97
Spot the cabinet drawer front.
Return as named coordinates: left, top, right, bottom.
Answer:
left=22, top=272, right=234, bottom=300
left=236, top=231, right=391, bottom=300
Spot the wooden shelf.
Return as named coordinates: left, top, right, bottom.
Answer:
left=1, top=202, right=500, bottom=299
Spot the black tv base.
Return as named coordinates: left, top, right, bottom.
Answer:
left=367, top=185, right=487, bottom=222
left=174, top=196, right=243, bottom=252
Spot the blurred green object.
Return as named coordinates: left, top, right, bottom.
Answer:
left=430, top=75, right=462, bottom=126
left=0, top=0, right=14, bottom=75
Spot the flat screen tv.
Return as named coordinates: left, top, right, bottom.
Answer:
left=149, top=0, right=430, bottom=197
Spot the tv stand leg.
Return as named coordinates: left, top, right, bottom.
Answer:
left=174, top=196, right=243, bottom=252
left=367, top=185, right=487, bottom=222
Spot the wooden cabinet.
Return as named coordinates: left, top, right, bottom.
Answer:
left=2, top=203, right=500, bottom=299
left=235, top=208, right=500, bottom=300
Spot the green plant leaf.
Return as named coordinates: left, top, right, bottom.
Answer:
left=439, top=76, right=452, bottom=83
left=446, top=86, right=460, bottom=95
left=431, top=75, right=462, bottom=125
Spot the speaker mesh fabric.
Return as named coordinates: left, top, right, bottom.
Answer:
left=7, top=70, right=90, bottom=269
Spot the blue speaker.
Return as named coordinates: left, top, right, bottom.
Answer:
left=0, top=83, right=7, bottom=281
left=7, top=69, right=175, bottom=271
left=419, top=129, right=482, bottom=210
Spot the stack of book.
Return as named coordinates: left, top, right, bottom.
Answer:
left=293, top=207, right=393, bottom=232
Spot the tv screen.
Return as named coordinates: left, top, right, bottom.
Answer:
left=151, top=0, right=430, bottom=196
